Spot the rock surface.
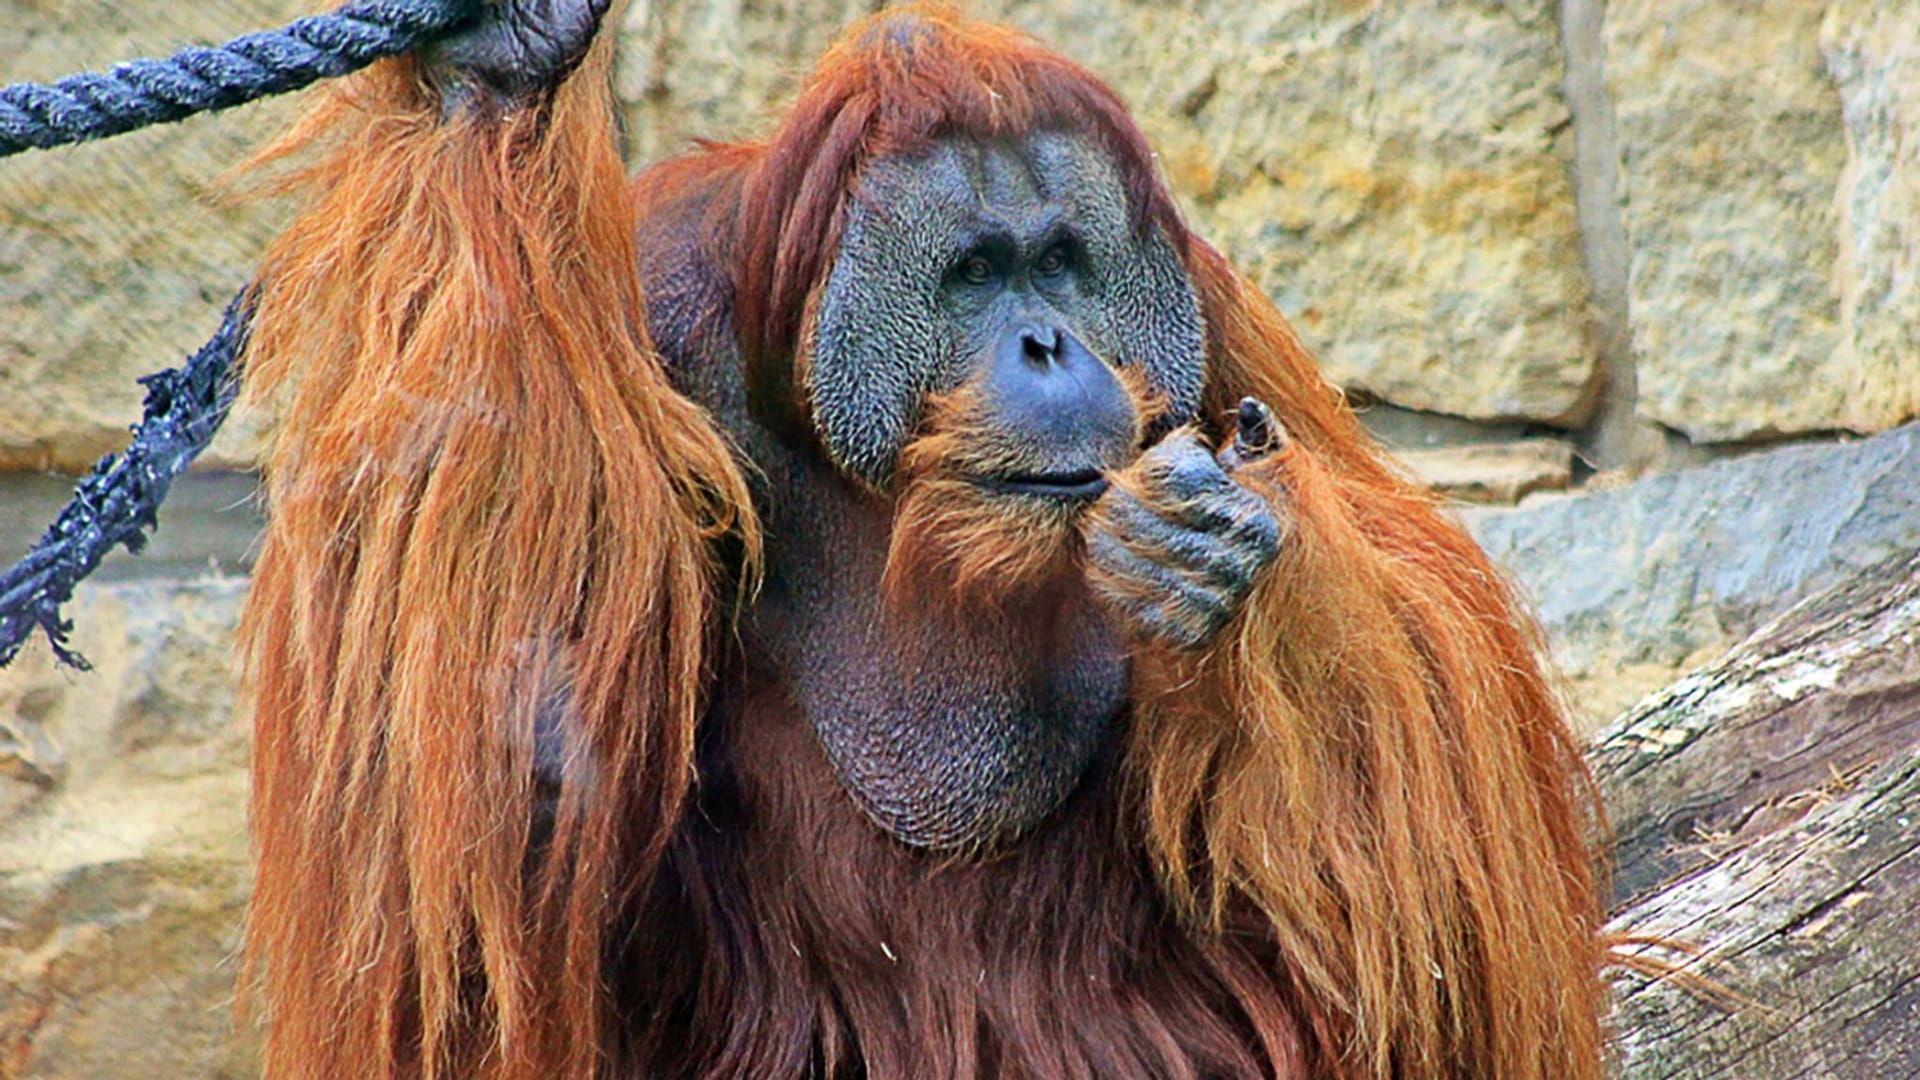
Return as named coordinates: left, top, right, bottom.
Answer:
left=1823, top=0, right=1920, bottom=435
left=0, top=1, right=304, bottom=473
left=1607, top=0, right=1920, bottom=443
left=1466, top=423, right=1920, bottom=730
left=0, top=579, right=255, bottom=1079
left=1395, top=439, right=1574, bottom=505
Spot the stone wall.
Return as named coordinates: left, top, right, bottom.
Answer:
left=2, top=0, right=1915, bottom=474
left=0, top=581, right=255, bottom=1078
left=3, top=1, right=1918, bottom=1076
left=0, top=2, right=307, bottom=473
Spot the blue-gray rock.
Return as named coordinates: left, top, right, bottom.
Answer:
left=1466, top=422, right=1920, bottom=727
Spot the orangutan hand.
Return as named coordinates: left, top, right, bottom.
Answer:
left=1084, top=399, right=1288, bottom=650
left=423, top=0, right=615, bottom=106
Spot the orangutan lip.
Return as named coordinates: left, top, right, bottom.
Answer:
left=981, top=469, right=1110, bottom=501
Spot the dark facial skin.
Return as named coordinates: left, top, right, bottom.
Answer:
left=807, top=131, right=1206, bottom=487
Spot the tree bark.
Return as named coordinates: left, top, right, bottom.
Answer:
left=1595, top=550, right=1920, bottom=1078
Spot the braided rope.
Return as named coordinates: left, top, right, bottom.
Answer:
left=0, top=2, right=500, bottom=667
left=0, top=0, right=475, bottom=157
left=0, top=4, right=495, bottom=666
left=0, top=291, right=251, bottom=668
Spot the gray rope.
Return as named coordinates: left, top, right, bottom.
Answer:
left=0, top=2, right=492, bottom=667
left=0, top=290, right=252, bottom=668
left=0, top=0, right=476, bottom=157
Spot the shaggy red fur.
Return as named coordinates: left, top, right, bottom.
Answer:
left=237, top=6, right=1606, bottom=1078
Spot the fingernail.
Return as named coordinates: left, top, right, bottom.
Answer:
left=1235, top=397, right=1284, bottom=459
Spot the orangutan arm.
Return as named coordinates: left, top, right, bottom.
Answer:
left=1090, top=249, right=1609, bottom=1080
left=237, top=4, right=756, bottom=1074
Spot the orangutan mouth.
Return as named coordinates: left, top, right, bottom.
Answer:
left=979, top=468, right=1110, bottom=502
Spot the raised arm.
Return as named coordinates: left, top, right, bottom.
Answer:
left=237, top=5, right=755, bottom=1076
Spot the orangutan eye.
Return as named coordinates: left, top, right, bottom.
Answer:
left=958, top=254, right=996, bottom=285
left=1035, top=245, right=1069, bottom=277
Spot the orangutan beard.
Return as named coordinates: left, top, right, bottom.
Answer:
left=881, top=367, right=1157, bottom=612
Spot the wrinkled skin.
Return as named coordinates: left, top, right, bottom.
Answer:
left=1088, top=403, right=1286, bottom=651
left=422, top=0, right=613, bottom=104
left=807, top=132, right=1206, bottom=485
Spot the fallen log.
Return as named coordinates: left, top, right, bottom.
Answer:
left=1595, top=550, right=1920, bottom=1078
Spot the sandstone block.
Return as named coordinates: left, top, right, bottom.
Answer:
left=1395, top=438, right=1575, bottom=505
left=0, top=1, right=305, bottom=473
left=1822, top=0, right=1920, bottom=435
left=1608, top=0, right=1920, bottom=442
left=0, top=578, right=255, bottom=1078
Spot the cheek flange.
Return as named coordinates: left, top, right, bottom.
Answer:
left=804, top=174, right=966, bottom=488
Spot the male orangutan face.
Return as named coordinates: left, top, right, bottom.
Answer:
left=805, top=129, right=1207, bottom=496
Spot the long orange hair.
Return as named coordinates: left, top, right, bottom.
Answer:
left=1125, top=244, right=1607, bottom=1076
left=237, top=25, right=755, bottom=1079
left=236, top=4, right=1605, bottom=1078
left=719, top=9, right=1610, bottom=1069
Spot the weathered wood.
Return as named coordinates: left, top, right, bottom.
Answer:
left=1595, top=550, right=1920, bottom=1078
left=1593, top=550, right=1920, bottom=907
